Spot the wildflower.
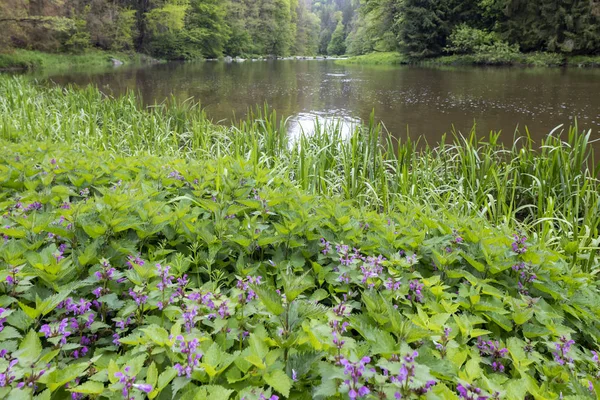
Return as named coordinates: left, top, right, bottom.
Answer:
left=457, top=383, right=488, bottom=400
left=156, top=264, right=174, bottom=291
left=0, top=358, right=17, bottom=387
left=384, top=278, right=401, bottom=291
left=477, top=339, right=508, bottom=372
left=168, top=170, right=185, bottom=180
left=182, top=307, right=198, bottom=333
left=95, top=260, right=116, bottom=281
left=40, top=318, right=71, bottom=346
left=553, top=336, right=575, bottom=366
left=407, top=280, right=424, bottom=303
left=126, top=255, right=144, bottom=269
left=172, top=336, right=203, bottom=378
left=340, top=356, right=371, bottom=399
left=24, top=202, right=42, bottom=212
left=115, top=366, right=153, bottom=399
left=129, top=289, right=148, bottom=306
left=0, top=308, right=7, bottom=332
left=512, top=233, right=527, bottom=254
left=320, top=238, right=331, bottom=255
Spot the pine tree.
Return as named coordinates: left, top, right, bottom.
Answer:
left=397, top=0, right=450, bottom=58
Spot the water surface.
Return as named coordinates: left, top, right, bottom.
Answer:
left=38, top=60, right=600, bottom=145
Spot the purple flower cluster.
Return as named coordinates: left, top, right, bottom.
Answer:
left=0, top=308, right=7, bottom=332
left=511, top=262, right=537, bottom=295
left=129, top=288, right=148, bottom=306
left=360, top=255, right=386, bottom=285
left=477, top=339, right=509, bottom=372
left=125, top=255, right=144, bottom=269
left=236, top=275, right=262, bottom=304
left=330, top=320, right=349, bottom=352
left=457, top=383, right=488, bottom=400
left=60, top=298, right=93, bottom=316
left=168, top=170, right=185, bottom=181
left=5, top=265, right=20, bottom=287
left=406, top=280, right=424, bottom=303
left=340, top=356, right=371, bottom=399
left=182, top=306, right=198, bottom=333
left=511, top=233, right=527, bottom=254
left=553, top=336, right=575, bottom=366
left=384, top=278, right=401, bottom=291
left=0, top=350, right=17, bottom=387
left=115, top=366, right=153, bottom=400
left=24, top=202, right=42, bottom=212
left=172, top=336, right=203, bottom=378
left=95, top=260, right=116, bottom=281
left=320, top=238, right=331, bottom=255
left=390, top=350, right=436, bottom=397
left=434, top=327, right=452, bottom=358
left=156, top=264, right=174, bottom=309
left=40, top=318, right=71, bottom=346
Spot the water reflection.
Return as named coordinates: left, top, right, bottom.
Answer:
left=287, top=112, right=361, bottom=141
left=34, top=60, right=600, bottom=146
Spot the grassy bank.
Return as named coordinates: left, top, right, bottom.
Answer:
left=339, top=51, right=600, bottom=68
left=1, top=76, right=599, bottom=269
left=0, top=49, right=157, bottom=71
left=336, top=52, right=408, bottom=65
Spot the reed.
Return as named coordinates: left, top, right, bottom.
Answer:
left=1, top=75, right=598, bottom=270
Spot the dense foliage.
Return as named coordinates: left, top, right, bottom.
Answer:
left=346, top=0, right=600, bottom=59
left=1, top=139, right=600, bottom=400
left=2, top=0, right=599, bottom=60
left=0, top=0, right=353, bottom=59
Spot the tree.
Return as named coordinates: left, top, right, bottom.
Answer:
left=396, top=0, right=450, bottom=58
left=185, top=0, right=231, bottom=58
left=327, top=17, right=346, bottom=55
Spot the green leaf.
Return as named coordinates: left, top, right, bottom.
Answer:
left=264, top=369, right=292, bottom=398
left=47, top=363, right=88, bottom=392
left=253, top=285, right=285, bottom=315
left=17, top=329, right=42, bottom=365
left=69, top=381, right=105, bottom=394
left=141, top=325, right=170, bottom=346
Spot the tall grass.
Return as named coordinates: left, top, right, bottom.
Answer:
left=1, top=75, right=598, bottom=269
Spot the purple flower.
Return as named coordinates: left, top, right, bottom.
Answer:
left=292, top=369, right=297, bottom=381
left=182, top=307, right=198, bottom=333
left=457, top=383, right=488, bottom=400
left=129, top=289, right=148, bottom=306
left=553, top=336, right=575, bottom=366
left=115, top=366, right=153, bottom=399
left=512, top=233, right=527, bottom=254
left=407, top=280, right=424, bottom=303
left=173, top=336, right=203, bottom=378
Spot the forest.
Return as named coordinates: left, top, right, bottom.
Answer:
left=1, top=0, right=600, bottom=60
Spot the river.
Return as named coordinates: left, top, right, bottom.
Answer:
left=37, top=60, right=600, bottom=145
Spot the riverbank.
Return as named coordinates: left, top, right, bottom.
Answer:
left=0, top=49, right=160, bottom=71
left=1, top=77, right=600, bottom=399
left=1, top=76, right=599, bottom=264
left=338, top=51, right=600, bottom=68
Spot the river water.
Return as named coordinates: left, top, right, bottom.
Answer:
left=39, top=60, right=600, bottom=145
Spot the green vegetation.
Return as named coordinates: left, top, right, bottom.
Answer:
left=0, top=0, right=354, bottom=61
left=2, top=1, right=598, bottom=66
left=2, top=77, right=600, bottom=399
left=345, top=0, right=600, bottom=65
left=0, top=50, right=152, bottom=71
left=336, top=52, right=407, bottom=65
left=1, top=76, right=599, bottom=266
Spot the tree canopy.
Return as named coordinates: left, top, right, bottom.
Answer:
left=1, top=0, right=598, bottom=59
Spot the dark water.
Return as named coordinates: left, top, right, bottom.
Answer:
left=38, top=60, right=600, bottom=144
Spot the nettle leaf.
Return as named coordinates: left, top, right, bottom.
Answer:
left=253, top=285, right=285, bottom=315
left=282, top=271, right=314, bottom=302
left=17, top=329, right=42, bottom=365
left=141, top=324, right=170, bottom=346
left=264, top=369, right=292, bottom=398
left=69, top=381, right=105, bottom=395
left=47, top=362, right=88, bottom=392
